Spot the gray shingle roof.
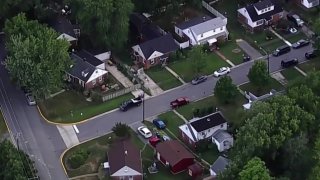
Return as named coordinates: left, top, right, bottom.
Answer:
left=254, top=0, right=273, bottom=10
left=48, top=15, right=77, bottom=38
left=176, top=15, right=213, bottom=29
left=190, top=17, right=226, bottom=35
left=211, top=156, right=230, bottom=174
left=74, top=50, right=104, bottom=67
left=245, top=0, right=283, bottom=22
left=68, top=53, right=95, bottom=82
left=212, top=130, right=232, bottom=143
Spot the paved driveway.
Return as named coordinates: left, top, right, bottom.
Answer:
left=236, top=39, right=263, bottom=60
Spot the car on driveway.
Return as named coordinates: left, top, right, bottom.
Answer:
left=213, top=67, right=230, bottom=77
left=191, top=75, right=207, bottom=85
left=287, top=13, right=304, bottom=27
left=25, top=93, right=36, bottom=106
left=281, top=58, right=299, bottom=68
left=119, top=96, right=143, bottom=111
left=153, top=119, right=166, bottom=129
left=292, top=39, right=310, bottom=49
left=288, top=27, right=298, bottom=34
left=137, top=126, right=152, bottom=139
left=170, top=97, right=189, bottom=108
left=305, top=50, right=317, bottom=59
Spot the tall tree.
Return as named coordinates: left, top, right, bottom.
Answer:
left=214, top=76, right=239, bottom=104
left=68, top=0, right=134, bottom=49
left=4, top=13, right=71, bottom=99
left=0, top=0, right=38, bottom=22
left=239, top=157, right=272, bottom=180
left=112, top=122, right=131, bottom=138
left=189, top=46, right=207, bottom=75
left=248, top=60, right=270, bottom=93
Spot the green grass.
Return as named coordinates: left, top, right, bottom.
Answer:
left=38, top=90, right=134, bottom=123
left=239, top=78, right=284, bottom=96
left=169, top=53, right=229, bottom=82
left=158, top=112, right=185, bottom=138
left=260, top=38, right=286, bottom=52
left=298, top=57, right=320, bottom=72
left=284, top=32, right=308, bottom=44
left=281, top=68, right=304, bottom=82
left=0, top=111, right=8, bottom=139
left=218, top=41, right=244, bottom=65
left=145, top=66, right=182, bottom=90
left=198, top=144, right=220, bottom=164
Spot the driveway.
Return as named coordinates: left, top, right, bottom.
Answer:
left=236, top=39, right=263, bottom=60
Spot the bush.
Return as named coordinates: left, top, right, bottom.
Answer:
left=193, top=108, right=200, bottom=117
left=68, top=149, right=89, bottom=169
left=207, top=106, right=214, bottom=114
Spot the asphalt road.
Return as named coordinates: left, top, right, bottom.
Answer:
left=0, top=37, right=312, bottom=180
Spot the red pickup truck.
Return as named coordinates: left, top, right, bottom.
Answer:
left=170, top=97, right=190, bottom=108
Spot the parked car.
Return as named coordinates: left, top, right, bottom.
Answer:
left=149, top=136, right=161, bottom=147
left=243, top=55, right=251, bottom=62
left=213, top=67, right=231, bottom=77
left=170, top=97, right=190, bottom=108
left=119, top=96, right=143, bottom=111
left=288, top=27, right=297, bottom=34
left=25, top=93, right=36, bottom=106
left=305, top=50, right=317, bottom=59
left=153, top=119, right=166, bottom=129
left=281, top=58, right=299, bottom=68
left=137, top=126, right=152, bottom=139
left=191, top=75, right=207, bottom=85
left=272, top=45, right=291, bottom=56
left=287, top=13, right=304, bottom=27
left=292, top=39, right=310, bottom=49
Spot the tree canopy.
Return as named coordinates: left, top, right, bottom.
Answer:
left=189, top=46, right=207, bottom=75
left=214, top=76, right=239, bottom=104
left=248, top=60, right=270, bottom=92
left=4, top=13, right=71, bottom=99
left=239, top=157, right=272, bottom=180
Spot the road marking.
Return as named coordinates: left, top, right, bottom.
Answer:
left=294, top=66, right=307, bottom=76
left=73, top=125, right=80, bottom=134
left=56, top=125, right=80, bottom=148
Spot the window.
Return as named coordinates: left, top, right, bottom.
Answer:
left=150, top=59, right=155, bottom=64
left=220, top=27, right=223, bottom=31
left=99, top=76, right=103, bottom=82
left=220, top=124, right=224, bottom=128
left=129, top=176, right=133, bottom=180
left=268, top=7, right=271, bottom=10
left=201, top=34, right=203, bottom=37
left=256, top=20, right=264, bottom=25
left=261, top=9, right=265, bottom=13
left=92, top=79, right=96, bottom=85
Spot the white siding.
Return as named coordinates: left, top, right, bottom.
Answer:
left=132, top=45, right=146, bottom=59
left=174, top=26, right=184, bottom=37
left=238, top=8, right=256, bottom=28
left=196, top=123, right=227, bottom=140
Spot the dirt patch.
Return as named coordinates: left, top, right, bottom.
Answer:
left=232, top=48, right=242, bottom=53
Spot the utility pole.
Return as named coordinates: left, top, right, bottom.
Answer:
left=142, top=92, right=145, bottom=123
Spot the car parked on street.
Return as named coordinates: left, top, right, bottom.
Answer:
left=281, top=58, right=299, bottom=68
left=119, top=96, right=143, bottom=111
left=191, top=75, right=207, bottom=85
left=292, top=39, right=310, bottom=49
left=25, top=93, right=36, bottom=106
left=213, top=67, right=230, bottom=77
left=170, top=97, right=189, bottom=108
left=137, top=126, right=152, bottom=139
left=272, top=45, right=291, bottom=56
left=153, top=119, right=166, bottom=129
left=305, top=50, right=317, bottom=59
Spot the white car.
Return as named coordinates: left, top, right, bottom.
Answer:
left=25, top=93, right=36, bottom=106
left=213, top=67, right=231, bottom=77
left=289, top=27, right=297, bottom=34
left=137, top=126, right=152, bottom=139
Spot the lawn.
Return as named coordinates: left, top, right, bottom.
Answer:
left=38, top=90, right=134, bottom=123
left=281, top=68, right=304, bottom=82
left=218, top=41, right=245, bottom=65
left=158, top=111, right=185, bottom=138
left=145, top=66, right=182, bottom=90
left=239, top=78, right=284, bottom=97
left=198, top=144, right=220, bottom=164
left=285, top=32, right=308, bottom=44
left=169, top=52, right=229, bottom=82
left=260, top=38, right=286, bottom=52
left=0, top=111, right=8, bottom=139
left=298, top=57, right=320, bottom=72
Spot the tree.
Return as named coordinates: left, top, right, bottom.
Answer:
left=0, top=0, right=37, bottom=22
left=248, top=61, right=270, bottom=93
left=189, top=46, right=207, bottom=75
left=68, top=0, right=134, bottom=49
left=239, top=157, right=272, bottom=180
left=4, top=14, right=71, bottom=99
left=112, top=122, right=131, bottom=138
left=214, top=76, right=239, bottom=104
left=68, top=148, right=89, bottom=169
left=308, top=134, right=320, bottom=180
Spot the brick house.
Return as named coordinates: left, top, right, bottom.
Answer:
left=132, top=33, right=179, bottom=69
left=237, top=0, right=284, bottom=31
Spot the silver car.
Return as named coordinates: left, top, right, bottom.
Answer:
left=25, top=93, right=36, bottom=106
left=213, top=67, right=231, bottom=77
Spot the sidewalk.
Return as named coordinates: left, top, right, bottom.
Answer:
left=236, top=39, right=263, bottom=60
left=214, top=50, right=235, bottom=67
left=164, top=66, right=186, bottom=84
left=105, top=65, right=134, bottom=88
left=269, top=27, right=292, bottom=46
left=137, top=70, right=164, bottom=96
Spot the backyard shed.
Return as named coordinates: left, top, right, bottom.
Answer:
left=188, top=163, right=203, bottom=179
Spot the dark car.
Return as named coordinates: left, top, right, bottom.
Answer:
left=243, top=55, right=251, bottom=62
left=287, top=13, right=304, bottom=27
left=281, top=58, right=299, bottom=68
left=170, top=97, right=189, bottom=108
left=305, top=50, right=317, bottom=59
left=191, top=75, right=207, bottom=85
left=153, top=119, right=166, bottom=129
left=292, top=39, right=310, bottom=49
left=119, top=96, right=142, bottom=111
left=272, top=45, right=291, bottom=56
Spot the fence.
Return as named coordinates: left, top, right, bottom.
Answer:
left=101, top=84, right=141, bottom=102
left=202, top=1, right=227, bottom=24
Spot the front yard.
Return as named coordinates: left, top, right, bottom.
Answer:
left=218, top=41, right=245, bottom=65
left=298, top=57, right=320, bottom=72
left=169, top=52, right=229, bottom=82
left=281, top=67, right=304, bottom=82
left=239, top=77, right=284, bottom=96
left=158, top=111, right=185, bottom=138
left=38, top=90, right=134, bottom=123
left=145, top=66, right=182, bottom=90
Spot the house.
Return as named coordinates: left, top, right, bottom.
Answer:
left=48, top=15, right=80, bottom=46
left=237, top=0, right=284, bottom=31
left=212, top=129, right=234, bottom=152
left=174, top=15, right=228, bottom=46
left=132, top=33, right=179, bottom=69
left=66, top=50, right=108, bottom=90
left=108, top=140, right=143, bottom=180
left=210, top=156, right=230, bottom=177
left=242, top=90, right=277, bottom=110
left=179, top=111, right=228, bottom=148
left=300, top=0, right=320, bottom=9
left=155, top=140, right=195, bottom=174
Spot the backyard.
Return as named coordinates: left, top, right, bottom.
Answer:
left=239, top=77, right=284, bottom=97
left=38, top=90, right=134, bottom=123
left=145, top=66, right=182, bottom=90
left=281, top=67, right=304, bottom=83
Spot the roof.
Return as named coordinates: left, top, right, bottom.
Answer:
left=176, top=15, right=213, bottom=29
left=130, top=13, right=162, bottom=41
left=190, top=17, right=226, bottom=35
left=211, top=156, right=230, bottom=174
left=156, top=140, right=194, bottom=165
left=130, top=13, right=149, bottom=30
left=48, top=15, right=77, bottom=38
left=69, top=53, right=96, bottom=82
left=212, top=130, right=233, bottom=143
left=108, top=140, right=142, bottom=175
left=73, top=50, right=104, bottom=67
left=138, top=33, right=179, bottom=60
left=245, top=0, right=283, bottom=22
left=254, top=0, right=273, bottom=10
left=190, top=112, right=227, bottom=132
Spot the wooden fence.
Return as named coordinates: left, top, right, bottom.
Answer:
left=101, top=84, right=141, bottom=102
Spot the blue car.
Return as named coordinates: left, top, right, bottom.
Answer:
left=153, top=119, right=166, bottom=129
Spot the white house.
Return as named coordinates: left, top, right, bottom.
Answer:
left=179, top=111, right=228, bottom=148
left=212, top=129, right=234, bottom=152
left=174, top=15, right=228, bottom=46
left=237, top=0, right=284, bottom=31
left=301, top=0, right=320, bottom=8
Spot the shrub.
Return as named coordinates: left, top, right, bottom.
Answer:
left=207, top=106, right=214, bottom=114
left=68, top=148, right=89, bottom=169
left=193, top=108, right=200, bottom=117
